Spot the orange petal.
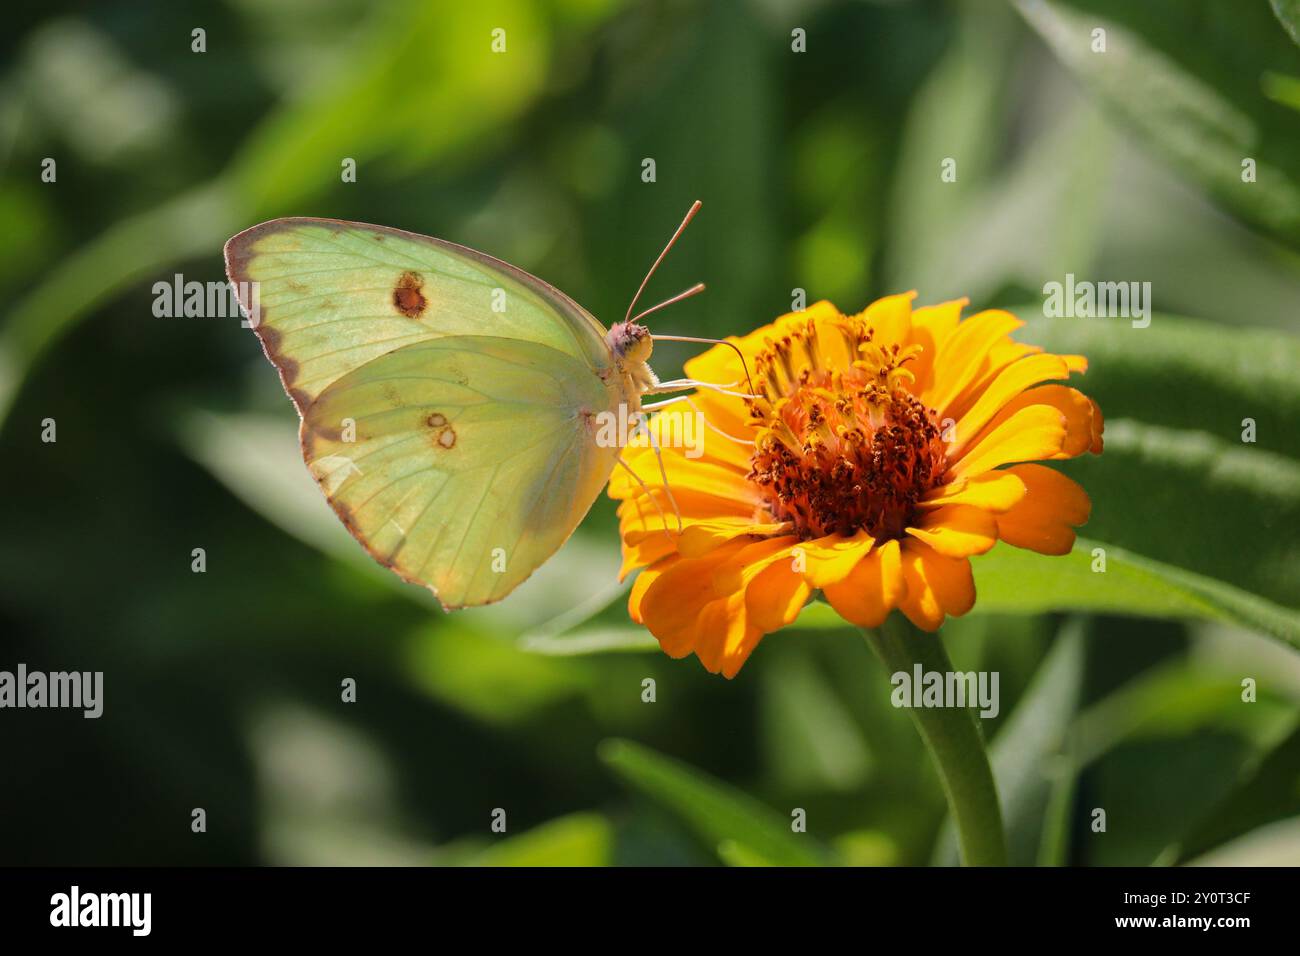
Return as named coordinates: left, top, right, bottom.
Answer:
left=746, top=560, right=813, bottom=634
left=906, top=504, right=998, bottom=558
left=949, top=353, right=1071, bottom=459
left=619, top=530, right=676, bottom=580
left=1088, top=397, right=1105, bottom=454
left=609, top=446, right=757, bottom=504
left=617, top=485, right=754, bottom=571
left=822, top=539, right=905, bottom=628
left=919, top=470, right=1027, bottom=514
left=692, top=591, right=754, bottom=676
left=711, top=536, right=800, bottom=594
left=695, top=579, right=775, bottom=679
left=796, top=530, right=876, bottom=587
left=909, top=298, right=966, bottom=345
left=947, top=404, right=1067, bottom=480
left=636, top=545, right=746, bottom=656
left=896, top=539, right=976, bottom=630
left=967, top=384, right=1100, bottom=463
left=677, top=396, right=756, bottom=470
left=718, top=623, right=765, bottom=678
left=855, top=291, right=915, bottom=346
left=994, top=463, right=1091, bottom=555
left=676, top=519, right=791, bottom=558
left=629, top=397, right=753, bottom=471
left=925, top=309, right=1024, bottom=414
left=905, top=298, right=967, bottom=398
left=629, top=558, right=674, bottom=625
left=942, top=338, right=1044, bottom=424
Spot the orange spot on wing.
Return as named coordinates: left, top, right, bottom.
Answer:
left=425, top=411, right=456, bottom=449
left=393, top=271, right=428, bottom=318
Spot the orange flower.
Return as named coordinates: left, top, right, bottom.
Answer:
left=610, top=294, right=1103, bottom=677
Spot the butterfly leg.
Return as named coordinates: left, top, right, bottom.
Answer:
left=646, top=379, right=757, bottom=400
left=628, top=412, right=683, bottom=533
left=615, top=456, right=676, bottom=543
left=639, top=395, right=755, bottom=446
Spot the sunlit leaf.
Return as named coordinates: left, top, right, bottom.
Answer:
left=1014, top=0, right=1300, bottom=246
left=466, top=813, right=614, bottom=867
left=519, top=628, right=658, bottom=655
left=974, top=538, right=1300, bottom=651
left=599, top=738, right=831, bottom=866
left=1272, top=0, right=1300, bottom=48
left=1185, top=816, right=1300, bottom=866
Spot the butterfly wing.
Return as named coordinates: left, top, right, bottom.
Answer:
left=302, top=335, right=625, bottom=607
left=224, top=218, right=629, bottom=607
left=224, top=217, right=614, bottom=414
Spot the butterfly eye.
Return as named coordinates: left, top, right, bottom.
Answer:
left=629, top=326, right=654, bottom=362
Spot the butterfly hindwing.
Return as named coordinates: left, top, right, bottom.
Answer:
left=301, top=334, right=625, bottom=608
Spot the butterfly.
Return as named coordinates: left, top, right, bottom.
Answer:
left=224, top=201, right=740, bottom=609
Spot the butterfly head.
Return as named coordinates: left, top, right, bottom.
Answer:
left=607, top=320, right=654, bottom=365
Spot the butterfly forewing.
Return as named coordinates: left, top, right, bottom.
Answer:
left=224, top=218, right=614, bottom=413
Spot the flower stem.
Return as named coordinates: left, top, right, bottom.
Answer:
left=862, top=616, right=1007, bottom=866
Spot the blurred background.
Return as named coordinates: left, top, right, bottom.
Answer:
left=2, top=0, right=1299, bottom=866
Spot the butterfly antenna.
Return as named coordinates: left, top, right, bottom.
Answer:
left=624, top=200, right=702, bottom=325
left=629, top=283, right=705, bottom=325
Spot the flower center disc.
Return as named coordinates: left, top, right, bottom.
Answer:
left=745, top=314, right=947, bottom=541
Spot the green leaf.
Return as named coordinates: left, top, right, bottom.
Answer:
left=1272, top=0, right=1300, bottom=48
left=1263, top=70, right=1300, bottom=111
left=518, top=627, right=658, bottom=656
left=1169, top=717, right=1300, bottom=863
left=759, top=651, right=872, bottom=793
left=598, top=738, right=830, bottom=866
left=789, top=536, right=1300, bottom=653
left=888, top=4, right=1112, bottom=303
left=1062, top=655, right=1297, bottom=866
left=1009, top=312, right=1300, bottom=645
left=972, top=538, right=1300, bottom=651
left=1072, top=665, right=1286, bottom=766
left=716, top=840, right=779, bottom=867
left=1184, top=816, right=1300, bottom=866
left=466, top=813, right=614, bottom=867
left=1013, top=0, right=1300, bottom=246
left=1055, top=422, right=1299, bottom=605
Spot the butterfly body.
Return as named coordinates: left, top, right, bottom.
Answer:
left=225, top=218, right=660, bottom=608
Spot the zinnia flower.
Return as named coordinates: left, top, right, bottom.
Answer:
left=610, top=294, right=1103, bottom=677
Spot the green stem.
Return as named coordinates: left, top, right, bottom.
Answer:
left=862, top=616, right=1007, bottom=866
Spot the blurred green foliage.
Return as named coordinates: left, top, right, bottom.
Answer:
left=1, top=0, right=1298, bottom=866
